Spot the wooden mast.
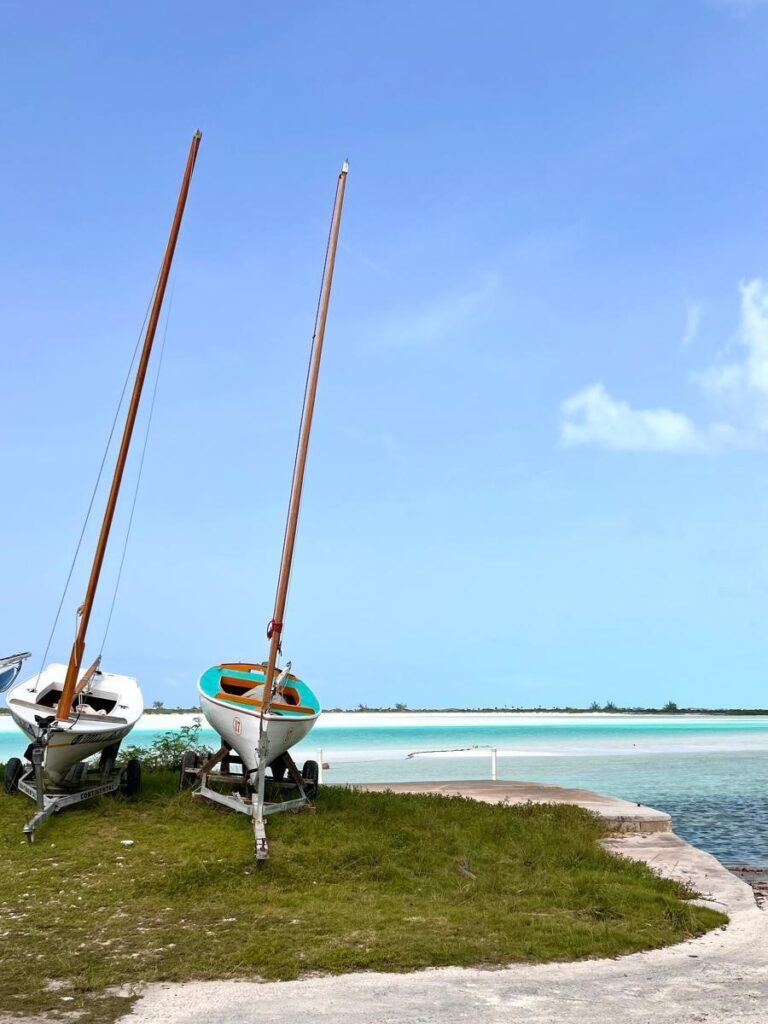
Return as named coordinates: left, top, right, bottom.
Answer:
left=261, top=161, right=349, bottom=714
left=56, top=130, right=202, bottom=722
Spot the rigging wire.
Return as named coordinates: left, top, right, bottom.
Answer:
left=99, top=283, right=175, bottom=658
left=259, top=197, right=336, bottom=741
left=272, top=199, right=336, bottom=649
left=32, top=282, right=158, bottom=689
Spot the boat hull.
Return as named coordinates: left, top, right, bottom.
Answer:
left=0, top=652, right=30, bottom=694
left=6, top=663, right=143, bottom=785
left=197, top=663, right=320, bottom=773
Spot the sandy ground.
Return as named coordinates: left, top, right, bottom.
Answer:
left=121, top=832, right=767, bottom=1024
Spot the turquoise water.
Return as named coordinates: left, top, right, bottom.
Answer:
left=2, top=714, right=766, bottom=866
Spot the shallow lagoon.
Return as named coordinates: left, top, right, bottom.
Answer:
left=2, top=712, right=766, bottom=866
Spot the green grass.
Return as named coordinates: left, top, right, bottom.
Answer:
left=0, top=771, right=726, bottom=1023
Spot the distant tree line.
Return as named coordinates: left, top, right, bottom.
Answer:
left=146, top=701, right=203, bottom=714
left=2, top=699, right=765, bottom=717
left=318, top=701, right=768, bottom=715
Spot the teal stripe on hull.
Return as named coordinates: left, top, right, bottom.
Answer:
left=199, top=666, right=321, bottom=717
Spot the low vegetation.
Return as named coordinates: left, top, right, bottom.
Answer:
left=119, top=720, right=210, bottom=771
left=0, top=770, right=725, bottom=1024
left=327, top=703, right=768, bottom=714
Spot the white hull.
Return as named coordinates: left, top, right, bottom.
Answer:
left=198, top=689, right=319, bottom=773
left=7, top=663, right=143, bottom=785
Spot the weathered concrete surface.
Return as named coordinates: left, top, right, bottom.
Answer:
left=122, top=832, right=767, bottom=1024
left=355, top=780, right=672, bottom=833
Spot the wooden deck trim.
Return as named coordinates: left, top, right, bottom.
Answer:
left=213, top=690, right=316, bottom=716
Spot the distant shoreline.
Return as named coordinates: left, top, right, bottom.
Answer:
left=318, top=707, right=768, bottom=716
left=142, top=705, right=768, bottom=716
left=4, top=707, right=768, bottom=738
left=2, top=706, right=768, bottom=718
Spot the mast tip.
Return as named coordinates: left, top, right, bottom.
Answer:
left=194, top=129, right=203, bottom=139
left=341, top=159, right=349, bottom=174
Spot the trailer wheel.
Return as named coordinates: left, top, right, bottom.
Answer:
left=99, top=742, right=121, bottom=778
left=301, top=759, right=319, bottom=799
left=124, top=758, right=142, bottom=797
left=179, top=750, right=197, bottom=790
left=3, top=757, right=23, bottom=794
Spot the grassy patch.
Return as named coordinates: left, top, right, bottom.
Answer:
left=0, top=771, right=725, bottom=1023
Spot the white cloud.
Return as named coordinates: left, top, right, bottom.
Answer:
left=561, top=279, right=768, bottom=454
left=695, top=280, right=768, bottom=429
left=682, top=303, right=701, bottom=347
left=561, top=384, right=711, bottom=453
left=741, top=279, right=768, bottom=402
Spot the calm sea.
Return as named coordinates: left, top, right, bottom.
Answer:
left=2, top=712, right=766, bottom=867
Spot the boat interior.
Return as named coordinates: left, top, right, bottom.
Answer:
left=18, top=685, right=119, bottom=716
left=213, top=663, right=315, bottom=715
left=219, top=661, right=299, bottom=682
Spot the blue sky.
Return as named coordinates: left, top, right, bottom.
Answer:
left=3, top=0, right=768, bottom=709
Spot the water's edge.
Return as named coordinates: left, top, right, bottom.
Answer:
left=1, top=712, right=766, bottom=867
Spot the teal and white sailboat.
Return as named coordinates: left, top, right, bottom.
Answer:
left=198, top=662, right=321, bottom=772
left=194, top=162, right=349, bottom=858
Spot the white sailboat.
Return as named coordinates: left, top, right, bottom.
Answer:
left=3, top=132, right=203, bottom=834
left=194, top=161, right=349, bottom=860
left=7, top=663, right=143, bottom=785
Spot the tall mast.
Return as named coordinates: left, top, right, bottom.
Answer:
left=56, top=130, right=202, bottom=722
left=262, top=161, right=349, bottom=713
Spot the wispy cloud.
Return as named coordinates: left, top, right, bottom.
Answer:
left=697, top=280, right=768, bottom=427
left=709, top=0, right=768, bottom=14
left=371, top=274, right=498, bottom=349
left=339, top=238, right=390, bottom=277
left=682, top=303, right=701, bottom=347
left=561, top=279, right=768, bottom=454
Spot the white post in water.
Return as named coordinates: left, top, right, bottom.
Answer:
left=491, top=748, right=497, bottom=781
left=317, top=749, right=324, bottom=785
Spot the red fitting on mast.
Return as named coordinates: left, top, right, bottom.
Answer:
left=266, top=619, right=283, bottom=640
left=266, top=618, right=283, bottom=655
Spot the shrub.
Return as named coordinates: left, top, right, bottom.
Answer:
left=120, top=718, right=210, bottom=771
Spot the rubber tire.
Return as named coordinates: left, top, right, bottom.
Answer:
left=99, top=741, right=121, bottom=777
left=179, top=749, right=197, bottom=790
left=4, top=757, right=23, bottom=795
left=124, top=758, right=142, bottom=797
left=301, top=759, right=319, bottom=799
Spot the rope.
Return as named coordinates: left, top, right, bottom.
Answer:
left=99, top=283, right=174, bottom=657
left=31, top=282, right=157, bottom=690
left=406, top=745, right=494, bottom=760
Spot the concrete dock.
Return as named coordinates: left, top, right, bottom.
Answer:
left=354, top=779, right=672, bottom=833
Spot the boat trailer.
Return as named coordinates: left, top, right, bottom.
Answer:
left=183, top=741, right=319, bottom=865
left=4, top=720, right=141, bottom=841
